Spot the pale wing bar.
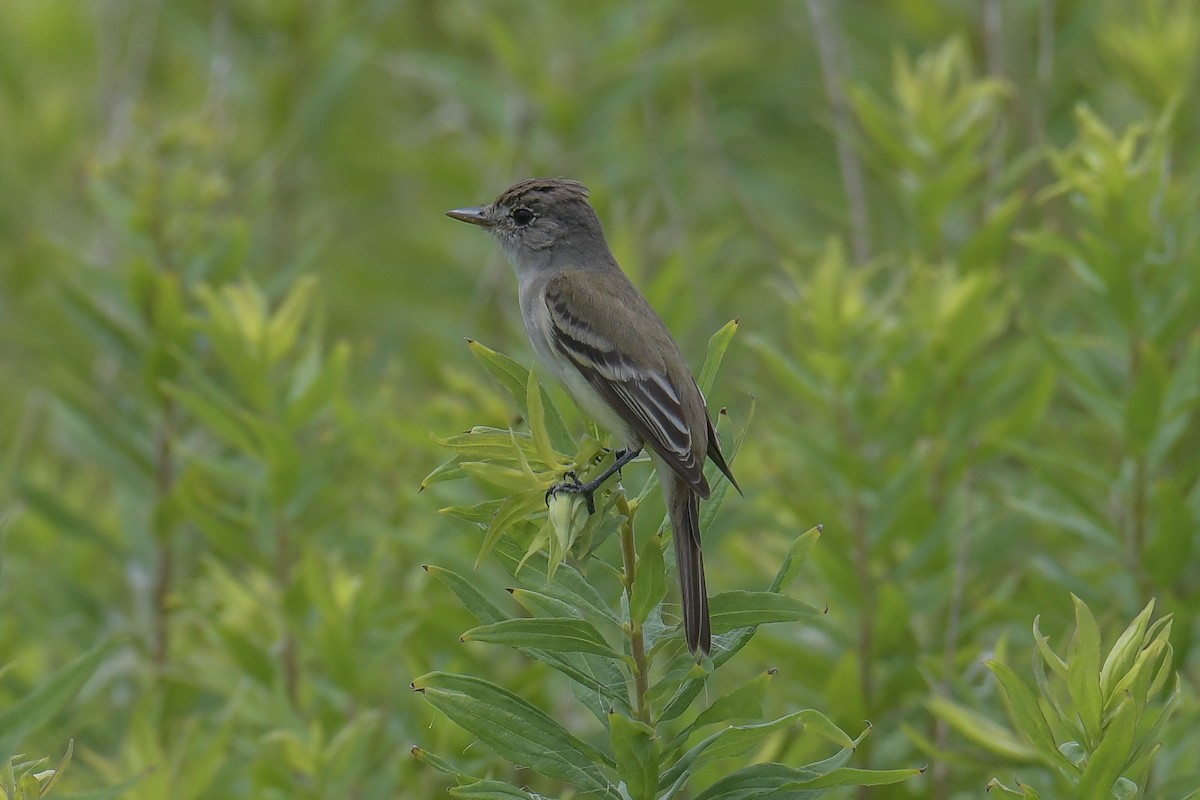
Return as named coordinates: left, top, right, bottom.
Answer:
left=545, top=295, right=706, bottom=489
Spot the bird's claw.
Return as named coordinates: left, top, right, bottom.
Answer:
left=545, top=471, right=597, bottom=515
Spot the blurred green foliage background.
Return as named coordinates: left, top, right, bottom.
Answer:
left=1, top=0, right=1198, bottom=797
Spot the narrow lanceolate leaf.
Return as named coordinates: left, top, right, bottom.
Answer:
left=691, top=761, right=819, bottom=800
left=44, top=772, right=150, bottom=800
left=160, top=381, right=257, bottom=455
left=697, top=319, right=739, bottom=394
left=708, top=591, right=823, bottom=634
left=462, top=618, right=621, bottom=659
left=468, top=340, right=573, bottom=453
left=493, top=537, right=621, bottom=628
left=424, top=565, right=508, bottom=626
left=926, top=695, right=1039, bottom=762
left=1104, top=621, right=1171, bottom=716
left=987, top=660, right=1074, bottom=773
left=770, top=526, right=823, bottom=593
left=411, top=672, right=616, bottom=794
left=468, top=339, right=532, bottom=408
left=440, top=498, right=506, bottom=525
left=984, top=778, right=1043, bottom=798
left=660, top=713, right=803, bottom=790
left=698, top=399, right=755, bottom=532
left=526, top=367, right=569, bottom=465
left=422, top=455, right=467, bottom=490
left=630, top=534, right=667, bottom=625
left=0, top=640, right=117, bottom=759
left=409, top=745, right=462, bottom=776
left=690, top=670, right=774, bottom=730
left=609, top=713, right=659, bottom=800
left=1067, top=595, right=1103, bottom=745
left=796, top=709, right=858, bottom=750
left=478, top=488, right=547, bottom=568
left=1032, top=615, right=1069, bottom=678
left=1099, top=599, right=1155, bottom=700
left=435, top=428, right=542, bottom=464
left=1078, top=693, right=1137, bottom=798
left=783, top=766, right=923, bottom=789
left=450, top=780, right=541, bottom=799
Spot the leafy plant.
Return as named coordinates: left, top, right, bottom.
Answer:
left=935, top=597, right=1179, bottom=799
left=0, top=644, right=125, bottom=800
left=416, top=325, right=920, bottom=797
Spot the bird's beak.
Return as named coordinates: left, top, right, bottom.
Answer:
left=445, top=206, right=494, bottom=227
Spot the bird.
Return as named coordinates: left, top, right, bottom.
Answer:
left=447, top=178, right=739, bottom=654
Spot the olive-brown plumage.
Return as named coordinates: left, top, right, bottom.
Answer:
left=447, top=178, right=739, bottom=654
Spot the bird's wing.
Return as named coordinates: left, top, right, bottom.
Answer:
left=543, top=271, right=710, bottom=497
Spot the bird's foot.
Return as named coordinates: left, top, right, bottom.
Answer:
left=545, top=471, right=597, bottom=515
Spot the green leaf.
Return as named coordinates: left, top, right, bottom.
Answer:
left=708, top=591, right=823, bottom=634
left=49, top=771, right=150, bottom=800
left=1067, top=594, right=1104, bottom=745
left=984, top=778, right=1043, bottom=798
left=468, top=339, right=532, bottom=405
left=1078, top=693, right=1137, bottom=798
left=698, top=399, right=755, bottom=533
left=509, top=587, right=584, bottom=619
left=987, top=660, right=1073, bottom=773
left=769, top=526, right=823, bottom=592
left=435, top=428, right=543, bottom=464
left=630, top=534, right=666, bottom=625
left=214, top=625, right=275, bottom=686
left=468, top=340, right=573, bottom=452
left=424, top=565, right=509, bottom=626
left=926, top=695, right=1039, bottom=762
left=661, top=713, right=802, bottom=790
left=58, top=278, right=141, bottom=358
left=407, top=747, right=449, bottom=771
left=463, top=617, right=620, bottom=659
left=1143, top=480, right=1195, bottom=586
left=0, top=640, right=117, bottom=760
left=526, top=367, right=568, bottom=465
left=493, top=538, right=621, bottom=628
left=1100, top=599, right=1155, bottom=701
left=15, top=481, right=123, bottom=553
left=439, top=499, right=506, bottom=524
left=697, top=319, right=739, bottom=394
left=796, top=709, right=858, bottom=750
left=1104, top=621, right=1171, bottom=716
left=691, top=761, right=818, bottom=800
left=421, top=455, right=467, bottom=490
left=285, top=339, right=349, bottom=428
left=450, top=780, right=540, bottom=799
left=658, top=680, right=708, bottom=726
left=783, top=766, right=922, bottom=789
left=411, top=672, right=616, bottom=794
left=609, top=712, right=659, bottom=800
left=1124, top=338, right=1168, bottom=454
left=478, top=488, right=547, bottom=567
left=461, top=461, right=542, bottom=490
left=264, top=274, right=317, bottom=362
left=1033, top=615, right=1069, bottom=678
left=690, top=669, right=774, bottom=730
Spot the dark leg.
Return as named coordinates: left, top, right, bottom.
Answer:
left=546, top=447, right=642, bottom=514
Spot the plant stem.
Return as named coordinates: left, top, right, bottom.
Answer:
left=618, top=494, right=651, bottom=725
left=807, top=0, right=871, bottom=263
left=276, top=514, right=299, bottom=707
left=933, top=461, right=976, bottom=800
left=152, top=398, right=176, bottom=667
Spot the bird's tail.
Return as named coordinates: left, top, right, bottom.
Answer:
left=667, top=474, right=710, bottom=655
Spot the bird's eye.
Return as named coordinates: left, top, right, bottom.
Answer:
left=511, top=207, right=535, bottom=226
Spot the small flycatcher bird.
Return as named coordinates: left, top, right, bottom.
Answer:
left=447, top=178, right=739, bottom=655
